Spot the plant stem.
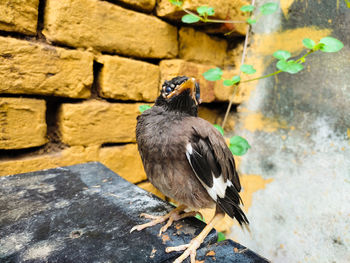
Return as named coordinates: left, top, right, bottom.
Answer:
left=221, top=0, right=256, bottom=129
left=296, top=49, right=314, bottom=62
left=205, top=18, right=246, bottom=24
left=221, top=47, right=315, bottom=128
left=241, top=70, right=282, bottom=83
left=240, top=49, right=314, bottom=84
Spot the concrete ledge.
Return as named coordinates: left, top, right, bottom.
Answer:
left=0, top=162, right=269, bottom=262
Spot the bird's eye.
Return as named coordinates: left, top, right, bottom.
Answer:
left=165, top=86, right=172, bottom=93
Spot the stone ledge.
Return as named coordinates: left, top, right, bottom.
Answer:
left=0, top=162, right=269, bottom=263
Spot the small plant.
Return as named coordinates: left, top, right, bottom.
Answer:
left=138, top=104, right=151, bottom=113
left=217, top=231, right=226, bottom=242
left=204, top=36, right=344, bottom=86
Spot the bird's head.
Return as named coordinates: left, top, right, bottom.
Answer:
left=155, top=76, right=201, bottom=116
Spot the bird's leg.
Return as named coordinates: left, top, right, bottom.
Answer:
left=166, top=210, right=225, bottom=263
left=130, top=205, right=202, bottom=235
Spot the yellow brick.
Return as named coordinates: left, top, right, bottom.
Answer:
left=0, top=36, right=93, bottom=98
left=156, top=0, right=248, bottom=35
left=0, top=145, right=100, bottom=176
left=179, top=27, right=228, bottom=66
left=198, top=106, right=236, bottom=131
left=137, top=182, right=165, bottom=200
left=157, top=0, right=229, bottom=20
left=224, top=42, right=243, bottom=68
left=98, top=55, right=159, bottom=102
left=0, top=98, right=46, bottom=150
left=0, top=0, right=39, bottom=35
left=43, top=0, right=178, bottom=59
left=198, top=106, right=220, bottom=124
left=99, top=144, right=146, bottom=184
left=117, top=0, right=156, bottom=12
left=227, top=0, right=249, bottom=36
left=59, top=100, right=148, bottom=146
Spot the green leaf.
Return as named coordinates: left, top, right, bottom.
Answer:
left=203, top=67, right=223, bottom=81
left=312, top=43, right=325, bottom=51
left=273, top=50, right=291, bottom=60
left=182, top=14, right=201, bottom=23
left=247, top=17, right=257, bottom=25
left=223, top=79, right=234, bottom=86
left=168, top=0, right=183, bottom=6
left=197, top=6, right=215, bottom=16
left=217, top=232, right=226, bottom=242
left=319, top=36, right=344, bottom=52
left=195, top=213, right=205, bottom=222
left=232, top=76, right=241, bottom=84
left=302, top=38, right=316, bottom=49
left=229, top=136, right=251, bottom=156
left=223, top=75, right=241, bottom=86
left=240, top=5, right=254, bottom=12
left=213, top=124, right=224, bottom=136
left=139, top=104, right=151, bottom=113
left=240, top=64, right=256, bottom=74
left=276, top=60, right=304, bottom=74
left=232, top=75, right=241, bottom=84
left=260, top=2, right=279, bottom=15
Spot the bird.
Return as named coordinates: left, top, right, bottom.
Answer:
left=131, top=76, right=248, bottom=263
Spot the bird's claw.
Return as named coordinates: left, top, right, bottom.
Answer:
left=166, top=239, right=201, bottom=263
left=140, top=213, right=160, bottom=220
left=130, top=205, right=196, bottom=236
left=130, top=225, right=143, bottom=233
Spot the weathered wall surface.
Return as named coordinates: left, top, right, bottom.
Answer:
left=0, top=0, right=249, bottom=232
left=229, top=1, right=350, bottom=262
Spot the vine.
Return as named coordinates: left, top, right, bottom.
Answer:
left=140, top=0, right=344, bottom=158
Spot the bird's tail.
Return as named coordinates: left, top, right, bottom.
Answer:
left=217, top=184, right=249, bottom=226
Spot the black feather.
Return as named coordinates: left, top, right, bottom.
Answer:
left=189, top=149, right=213, bottom=187
left=187, top=131, right=248, bottom=225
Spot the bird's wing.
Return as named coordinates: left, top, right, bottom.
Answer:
left=184, top=118, right=248, bottom=224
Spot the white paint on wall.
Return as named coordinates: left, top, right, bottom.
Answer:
left=231, top=128, right=350, bottom=262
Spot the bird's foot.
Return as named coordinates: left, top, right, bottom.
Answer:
left=166, top=237, right=202, bottom=263
left=130, top=205, right=201, bottom=235
left=166, top=211, right=225, bottom=263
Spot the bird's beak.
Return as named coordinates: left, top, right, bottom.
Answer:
left=166, top=78, right=201, bottom=105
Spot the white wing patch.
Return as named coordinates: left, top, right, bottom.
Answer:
left=212, top=175, right=227, bottom=198
left=185, top=143, right=231, bottom=202
left=186, top=143, right=193, bottom=154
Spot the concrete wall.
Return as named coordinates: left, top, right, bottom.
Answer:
left=230, top=1, right=350, bottom=262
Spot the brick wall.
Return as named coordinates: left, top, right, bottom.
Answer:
left=0, top=0, right=246, bottom=197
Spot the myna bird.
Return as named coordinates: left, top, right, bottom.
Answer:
left=131, top=76, right=248, bottom=263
